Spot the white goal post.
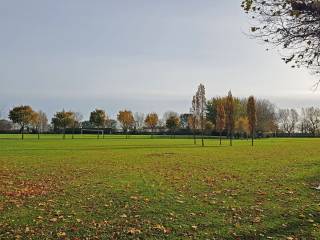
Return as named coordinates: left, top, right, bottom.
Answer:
left=80, top=129, right=105, bottom=138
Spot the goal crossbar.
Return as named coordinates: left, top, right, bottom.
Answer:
left=80, top=129, right=104, bottom=136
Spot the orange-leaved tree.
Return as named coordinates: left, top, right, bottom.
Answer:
left=145, top=113, right=158, bottom=139
left=117, top=110, right=134, bottom=139
left=235, top=116, right=250, bottom=139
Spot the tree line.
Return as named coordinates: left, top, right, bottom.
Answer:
left=2, top=84, right=320, bottom=142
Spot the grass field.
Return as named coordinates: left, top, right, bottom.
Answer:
left=0, top=135, right=319, bottom=239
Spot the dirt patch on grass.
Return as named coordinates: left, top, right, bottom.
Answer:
left=146, top=152, right=176, bottom=158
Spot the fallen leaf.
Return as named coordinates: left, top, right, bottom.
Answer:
left=127, top=227, right=141, bottom=235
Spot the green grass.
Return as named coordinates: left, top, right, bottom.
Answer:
left=0, top=135, right=319, bottom=239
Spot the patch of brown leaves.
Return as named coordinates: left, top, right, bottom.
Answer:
left=0, top=169, right=58, bottom=199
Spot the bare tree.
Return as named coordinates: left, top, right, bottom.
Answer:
left=30, top=110, right=49, bottom=139
left=0, top=120, right=12, bottom=130
left=278, top=108, right=299, bottom=135
left=74, top=112, right=83, bottom=127
left=134, top=112, right=145, bottom=133
left=38, top=110, right=49, bottom=133
left=289, top=109, right=299, bottom=134
left=71, top=112, right=83, bottom=139
left=242, top=0, right=320, bottom=86
left=30, top=111, right=41, bottom=140
left=299, top=108, right=311, bottom=134
left=195, top=84, right=206, bottom=147
left=256, top=99, right=277, bottom=135
left=303, top=107, right=320, bottom=136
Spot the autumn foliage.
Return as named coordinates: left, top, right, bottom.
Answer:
left=9, top=105, right=35, bottom=139
left=117, top=110, right=135, bottom=138
left=52, top=110, right=75, bottom=139
left=216, top=99, right=226, bottom=145
left=145, top=113, right=158, bottom=138
left=166, top=115, right=180, bottom=138
left=225, top=91, right=235, bottom=146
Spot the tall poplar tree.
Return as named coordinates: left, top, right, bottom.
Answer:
left=225, top=91, right=235, bottom=146
left=189, top=95, right=198, bottom=144
left=196, top=84, right=206, bottom=147
left=247, top=96, right=257, bottom=146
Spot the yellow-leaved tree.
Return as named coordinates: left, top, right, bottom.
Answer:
left=145, top=113, right=158, bottom=139
left=117, top=110, right=134, bottom=139
left=235, top=116, right=250, bottom=139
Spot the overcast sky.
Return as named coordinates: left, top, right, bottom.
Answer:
left=1, top=0, right=319, bottom=119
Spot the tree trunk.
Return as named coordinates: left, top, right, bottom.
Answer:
left=201, top=134, right=204, bottom=146
left=193, top=131, right=196, bottom=144
left=229, top=130, right=232, bottom=146
left=219, top=131, right=222, bottom=145
left=63, top=127, right=66, bottom=139
left=251, top=129, right=254, bottom=146
left=201, top=124, right=204, bottom=147
left=21, top=125, right=24, bottom=140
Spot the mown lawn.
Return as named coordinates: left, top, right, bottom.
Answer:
left=0, top=135, right=319, bottom=239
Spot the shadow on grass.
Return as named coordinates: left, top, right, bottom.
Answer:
left=237, top=215, right=319, bottom=239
